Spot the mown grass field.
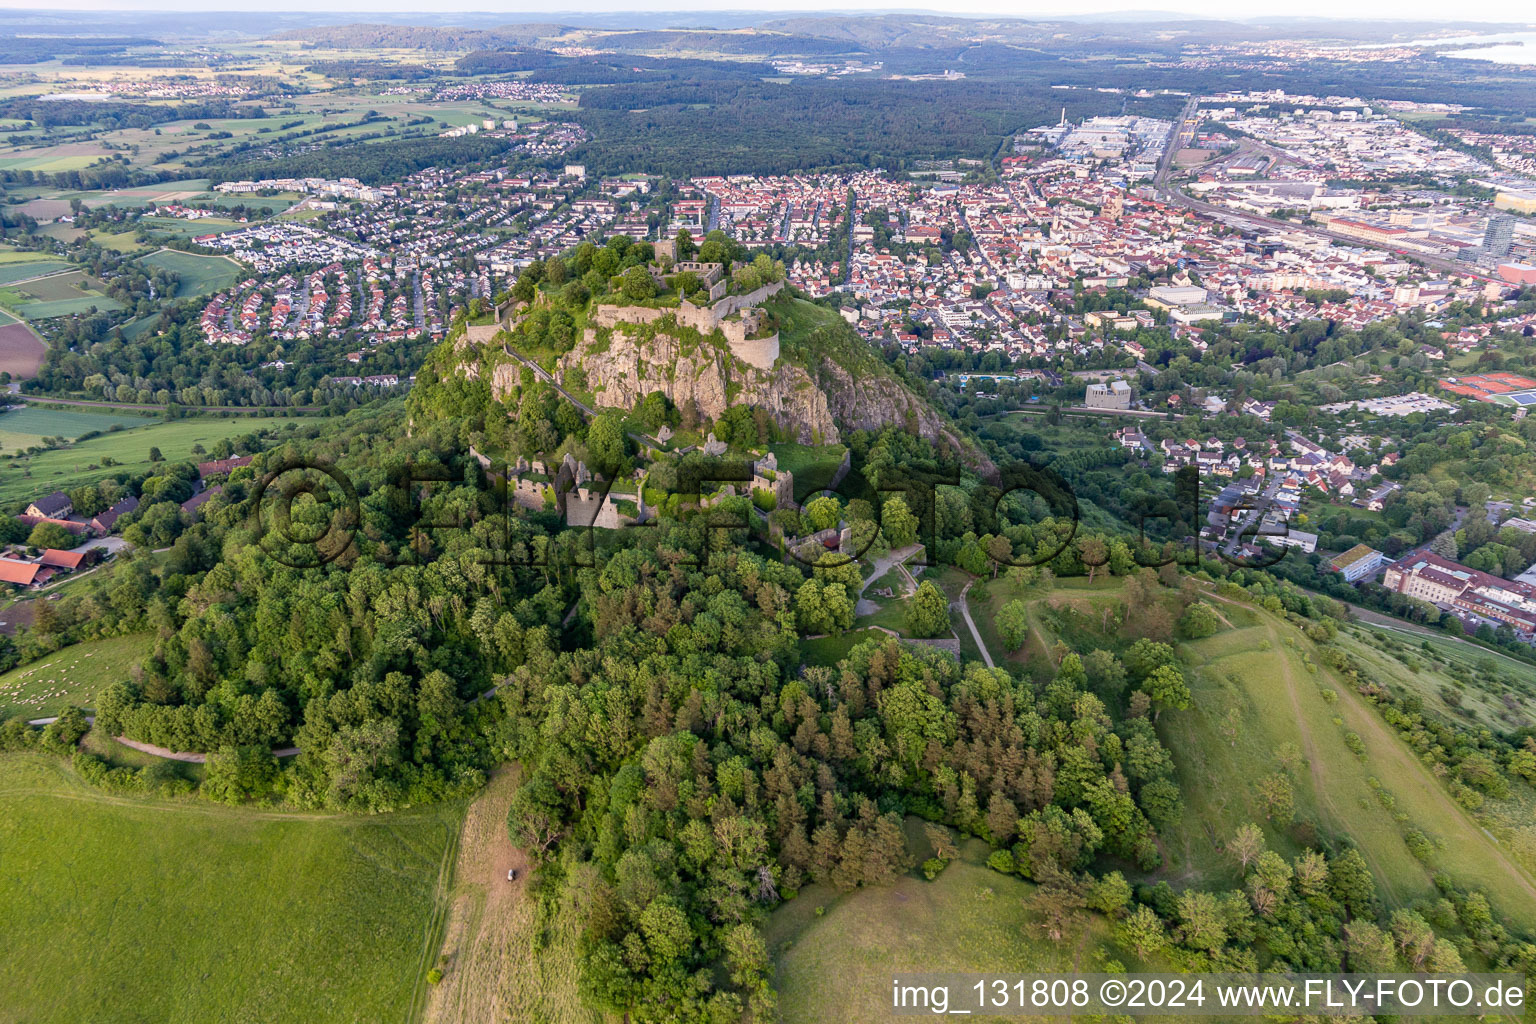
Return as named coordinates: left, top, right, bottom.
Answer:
left=767, top=442, right=848, bottom=502
left=138, top=248, right=243, bottom=297
left=0, top=634, right=151, bottom=719
left=800, top=627, right=889, bottom=667
left=0, top=753, right=461, bottom=1024
left=423, top=768, right=613, bottom=1024
left=0, top=413, right=322, bottom=506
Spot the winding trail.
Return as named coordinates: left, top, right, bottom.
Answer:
left=954, top=579, right=995, bottom=669
left=26, top=715, right=299, bottom=763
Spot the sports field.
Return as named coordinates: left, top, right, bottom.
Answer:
left=0, top=753, right=461, bottom=1024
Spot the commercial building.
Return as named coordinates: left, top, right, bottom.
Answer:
left=1084, top=380, right=1132, bottom=410
left=1330, top=543, right=1386, bottom=583
left=1383, top=550, right=1536, bottom=635
left=1482, top=215, right=1515, bottom=262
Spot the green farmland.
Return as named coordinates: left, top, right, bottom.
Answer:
left=0, top=413, right=323, bottom=507
left=0, top=405, right=153, bottom=451
left=0, top=753, right=461, bottom=1024
left=0, top=260, right=72, bottom=286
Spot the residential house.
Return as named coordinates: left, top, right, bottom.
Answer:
left=25, top=491, right=72, bottom=519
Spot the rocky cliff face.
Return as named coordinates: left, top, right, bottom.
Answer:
left=549, top=327, right=840, bottom=444
left=814, top=356, right=974, bottom=458
left=453, top=298, right=987, bottom=469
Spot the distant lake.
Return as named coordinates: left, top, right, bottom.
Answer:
left=1409, top=31, right=1536, bottom=66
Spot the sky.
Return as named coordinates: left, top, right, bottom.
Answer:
left=11, top=0, right=1535, bottom=23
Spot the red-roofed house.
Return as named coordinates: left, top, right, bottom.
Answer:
left=197, top=456, right=253, bottom=478
left=38, top=548, right=87, bottom=570
left=0, top=558, right=41, bottom=587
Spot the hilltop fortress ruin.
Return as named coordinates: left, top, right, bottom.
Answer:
left=585, top=269, right=784, bottom=372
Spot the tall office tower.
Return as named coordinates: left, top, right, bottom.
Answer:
left=1483, top=214, right=1515, bottom=261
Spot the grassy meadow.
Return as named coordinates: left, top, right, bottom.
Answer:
left=423, top=768, right=612, bottom=1024
left=0, top=753, right=461, bottom=1024
left=766, top=827, right=1113, bottom=1024
left=1160, top=590, right=1536, bottom=931
left=0, top=404, right=146, bottom=448
left=0, top=634, right=151, bottom=719
left=0, top=413, right=322, bottom=507
left=138, top=249, right=244, bottom=297
left=0, top=268, right=123, bottom=319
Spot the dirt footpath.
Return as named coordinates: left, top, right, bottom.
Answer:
left=422, top=766, right=532, bottom=1024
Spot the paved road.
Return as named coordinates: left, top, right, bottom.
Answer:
left=958, top=200, right=1007, bottom=293
left=7, top=393, right=320, bottom=413
left=1222, top=476, right=1283, bottom=557
left=843, top=192, right=856, bottom=286
left=1155, top=97, right=1200, bottom=187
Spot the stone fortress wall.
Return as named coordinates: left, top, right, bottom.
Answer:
left=590, top=277, right=785, bottom=371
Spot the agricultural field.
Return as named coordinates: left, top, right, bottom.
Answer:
left=87, top=228, right=149, bottom=253
left=138, top=248, right=243, bottom=297
left=0, top=269, right=123, bottom=319
left=0, top=259, right=72, bottom=286
left=0, top=320, right=46, bottom=378
left=0, top=143, right=108, bottom=173
left=0, top=753, right=461, bottom=1024
left=136, top=214, right=247, bottom=239
left=0, top=412, right=322, bottom=506
left=0, top=634, right=151, bottom=719
left=0, top=405, right=151, bottom=451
